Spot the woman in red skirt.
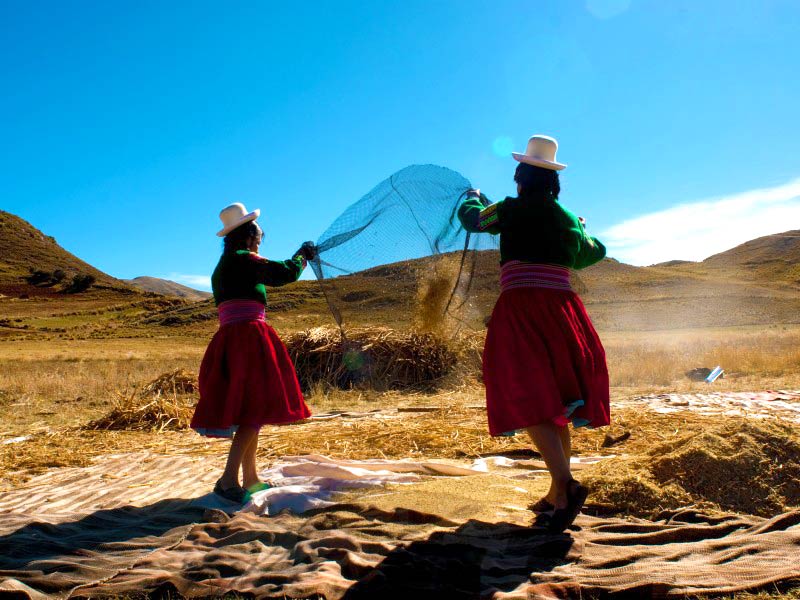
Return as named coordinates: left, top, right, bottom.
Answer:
left=191, top=202, right=315, bottom=503
left=459, top=135, right=610, bottom=532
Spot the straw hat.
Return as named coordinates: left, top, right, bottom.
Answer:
left=217, top=203, right=260, bottom=237
left=512, top=135, right=567, bottom=171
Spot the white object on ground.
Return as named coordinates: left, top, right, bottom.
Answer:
left=242, top=454, right=477, bottom=516
left=471, top=454, right=610, bottom=473
left=2, top=436, right=30, bottom=445
left=241, top=453, right=613, bottom=516
left=705, top=366, right=724, bottom=383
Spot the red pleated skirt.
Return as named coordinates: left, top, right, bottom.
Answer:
left=191, top=318, right=311, bottom=438
left=483, top=286, right=610, bottom=436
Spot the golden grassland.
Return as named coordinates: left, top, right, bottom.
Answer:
left=2, top=324, right=798, bottom=432
left=0, top=327, right=798, bottom=598
left=1, top=324, right=798, bottom=490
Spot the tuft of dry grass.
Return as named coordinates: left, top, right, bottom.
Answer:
left=285, top=326, right=457, bottom=391
left=86, top=389, right=195, bottom=431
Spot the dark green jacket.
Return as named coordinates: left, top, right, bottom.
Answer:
left=211, top=250, right=305, bottom=306
left=458, top=194, right=606, bottom=269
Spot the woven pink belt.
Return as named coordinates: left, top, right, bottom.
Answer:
left=500, top=261, right=572, bottom=293
left=218, top=299, right=266, bottom=326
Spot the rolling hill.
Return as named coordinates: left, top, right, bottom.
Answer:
left=667, top=230, right=800, bottom=285
left=1, top=208, right=798, bottom=339
left=131, top=229, right=800, bottom=335
left=125, top=277, right=211, bottom=301
left=0, top=211, right=187, bottom=331
left=0, top=210, right=133, bottom=298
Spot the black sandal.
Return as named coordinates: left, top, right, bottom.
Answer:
left=529, top=497, right=555, bottom=513
left=214, top=479, right=247, bottom=503
left=534, top=480, right=589, bottom=533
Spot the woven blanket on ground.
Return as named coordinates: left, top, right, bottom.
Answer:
left=1, top=453, right=799, bottom=598
left=617, top=390, right=800, bottom=422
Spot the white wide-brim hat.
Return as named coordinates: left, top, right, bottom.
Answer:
left=217, top=202, right=261, bottom=237
left=512, top=134, right=567, bottom=171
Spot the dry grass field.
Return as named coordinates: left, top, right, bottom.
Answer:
left=1, top=324, right=798, bottom=489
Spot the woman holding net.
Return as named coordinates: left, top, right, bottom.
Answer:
left=191, top=203, right=316, bottom=503
left=458, top=135, right=610, bottom=532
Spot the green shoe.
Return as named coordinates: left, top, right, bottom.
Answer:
left=246, top=481, right=272, bottom=494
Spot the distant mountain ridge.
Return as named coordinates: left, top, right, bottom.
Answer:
left=125, top=276, right=211, bottom=301
left=2, top=205, right=798, bottom=335
left=136, top=228, right=800, bottom=334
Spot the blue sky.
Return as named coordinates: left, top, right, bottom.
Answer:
left=2, top=1, right=799, bottom=289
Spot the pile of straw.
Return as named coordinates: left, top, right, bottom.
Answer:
left=86, top=389, right=195, bottom=432
left=584, top=418, right=800, bottom=517
left=285, top=326, right=457, bottom=391
left=87, top=370, right=198, bottom=432
left=140, top=368, right=198, bottom=396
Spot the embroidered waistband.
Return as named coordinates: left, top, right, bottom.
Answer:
left=218, top=299, right=266, bottom=326
left=500, top=261, right=572, bottom=293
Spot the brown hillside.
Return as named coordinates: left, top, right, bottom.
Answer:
left=125, top=277, right=211, bottom=301
left=123, top=233, right=800, bottom=338
left=659, top=230, right=800, bottom=287
left=0, top=210, right=133, bottom=294
left=704, top=229, right=800, bottom=267
left=2, top=226, right=799, bottom=339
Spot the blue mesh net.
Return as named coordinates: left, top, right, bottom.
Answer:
left=309, top=164, right=498, bottom=330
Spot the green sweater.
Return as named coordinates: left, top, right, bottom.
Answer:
left=211, top=250, right=305, bottom=306
left=457, top=194, right=606, bottom=270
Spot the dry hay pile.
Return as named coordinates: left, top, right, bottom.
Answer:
left=86, top=369, right=198, bottom=432
left=285, top=326, right=457, bottom=391
left=584, top=418, right=800, bottom=517
left=140, top=368, right=198, bottom=396
left=87, top=390, right=195, bottom=432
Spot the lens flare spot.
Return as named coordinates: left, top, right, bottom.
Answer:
left=343, top=349, right=366, bottom=372
left=492, top=136, right=514, bottom=158
left=586, top=0, right=631, bottom=20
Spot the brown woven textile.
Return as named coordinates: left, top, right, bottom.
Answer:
left=1, top=453, right=799, bottom=598
left=2, top=507, right=799, bottom=598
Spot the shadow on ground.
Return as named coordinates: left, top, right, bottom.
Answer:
left=0, top=498, right=208, bottom=571
left=342, top=514, right=576, bottom=599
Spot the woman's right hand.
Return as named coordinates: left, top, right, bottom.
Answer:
left=296, top=241, right=318, bottom=261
